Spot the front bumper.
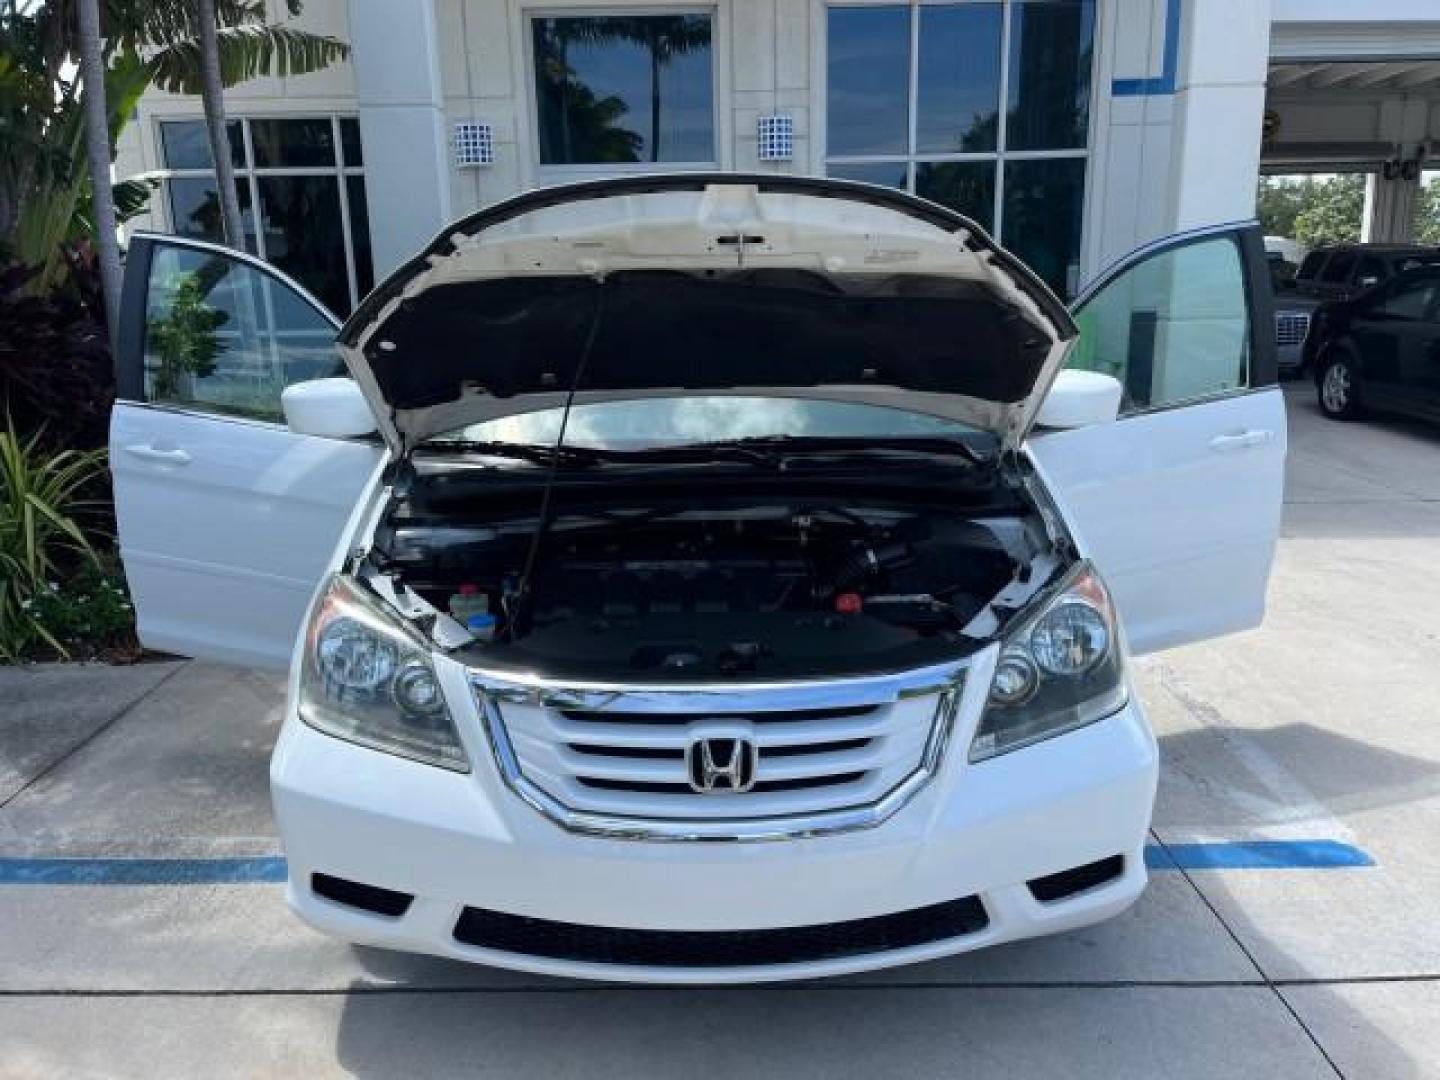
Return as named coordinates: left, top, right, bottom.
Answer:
left=271, top=653, right=1158, bottom=983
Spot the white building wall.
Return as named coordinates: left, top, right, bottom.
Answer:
left=118, top=0, right=1287, bottom=286
left=1087, top=0, right=1177, bottom=276
left=349, top=0, right=452, bottom=272
left=1168, top=0, right=1272, bottom=232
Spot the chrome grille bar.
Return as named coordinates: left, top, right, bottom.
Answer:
left=469, top=660, right=967, bottom=841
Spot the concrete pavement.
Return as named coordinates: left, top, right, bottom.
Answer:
left=2, top=384, right=1439, bottom=1077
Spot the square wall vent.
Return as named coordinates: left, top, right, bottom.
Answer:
left=454, top=121, right=494, bottom=167
left=757, top=115, right=794, bottom=161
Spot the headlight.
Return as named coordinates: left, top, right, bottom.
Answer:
left=299, top=575, right=469, bottom=772
left=970, top=561, right=1127, bottom=762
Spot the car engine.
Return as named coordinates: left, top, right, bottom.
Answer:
left=367, top=474, right=1048, bottom=681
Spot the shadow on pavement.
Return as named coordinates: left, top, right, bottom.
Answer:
left=1158, top=722, right=1440, bottom=833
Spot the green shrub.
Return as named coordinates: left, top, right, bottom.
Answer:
left=17, top=560, right=134, bottom=658
left=0, top=424, right=112, bottom=658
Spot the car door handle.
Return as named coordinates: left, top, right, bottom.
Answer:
left=125, top=443, right=192, bottom=466
left=1208, top=430, right=1274, bottom=452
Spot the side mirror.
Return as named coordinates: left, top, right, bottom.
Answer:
left=282, top=378, right=377, bottom=438
left=1036, top=369, right=1123, bottom=430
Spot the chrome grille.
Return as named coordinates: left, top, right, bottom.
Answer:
left=470, top=663, right=966, bottom=840
left=1275, top=311, right=1310, bottom=347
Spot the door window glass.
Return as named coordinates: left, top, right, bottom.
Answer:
left=1378, top=276, right=1440, bottom=321
left=142, top=245, right=342, bottom=422
left=1066, top=235, right=1250, bottom=411
left=1296, top=252, right=1326, bottom=280
left=532, top=14, right=715, bottom=165
left=1319, top=251, right=1356, bottom=283
left=1354, top=256, right=1385, bottom=288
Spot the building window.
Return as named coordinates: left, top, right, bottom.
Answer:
left=531, top=13, right=715, bottom=166
left=158, top=116, right=374, bottom=315
left=826, top=0, right=1095, bottom=296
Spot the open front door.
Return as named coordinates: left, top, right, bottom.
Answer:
left=1028, top=225, right=1286, bottom=656
left=111, top=235, right=385, bottom=669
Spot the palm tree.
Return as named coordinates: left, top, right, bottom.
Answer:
left=195, top=0, right=244, bottom=248
left=75, top=0, right=122, bottom=343
left=113, top=1, right=348, bottom=252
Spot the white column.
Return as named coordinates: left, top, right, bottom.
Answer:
left=1167, top=0, right=1273, bottom=231
left=1364, top=168, right=1421, bottom=243
left=348, top=0, right=452, bottom=277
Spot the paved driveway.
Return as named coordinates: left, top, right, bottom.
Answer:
left=3, top=385, right=1440, bottom=1078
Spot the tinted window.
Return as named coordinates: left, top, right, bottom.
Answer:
left=1378, top=276, right=1440, bottom=321
left=827, top=161, right=909, bottom=189
left=250, top=118, right=337, bottom=168
left=1319, top=251, right=1357, bottom=283
left=826, top=6, right=910, bottom=156
left=1396, top=254, right=1440, bottom=274
left=347, top=176, right=375, bottom=298
left=1004, top=157, right=1086, bottom=296
left=167, top=176, right=257, bottom=253
left=159, top=120, right=243, bottom=170
left=532, top=15, right=715, bottom=164
left=340, top=118, right=364, bottom=167
left=256, top=177, right=350, bottom=316
left=916, top=161, right=995, bottom=233
left=916, top=4, right=1002, bottom=153
left=1354, top=256, right=1386, bottom=288
left=1296, top=252, right=1326, bottom=280
left=1007, top=0, right=1095, bottom=150
left=1067, top=235, right=1250, bottom=411
left=143, top=245, right=341, bottom=422
left=159, top=116, right=370, bottom=314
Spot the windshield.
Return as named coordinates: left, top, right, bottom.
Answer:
left=428, top=396, right=987, bottom=451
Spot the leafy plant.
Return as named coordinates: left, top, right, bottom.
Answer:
left=19, top=559, right=134, bottom=658
left=146, top=271, right=228, bottom=400
left=0, top=260, right=113, bottom=451
left=1256, top=175, right=1365, bottom=249
left=0, top=423, right=108, bottom=659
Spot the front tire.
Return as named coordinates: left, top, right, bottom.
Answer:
left=1318, top=350, right=1363, bottom=420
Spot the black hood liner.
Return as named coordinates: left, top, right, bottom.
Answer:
left=363, top=269, right=1055, bottom=412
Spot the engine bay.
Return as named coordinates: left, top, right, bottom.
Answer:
left=365, top=469, right=1057, bottom=681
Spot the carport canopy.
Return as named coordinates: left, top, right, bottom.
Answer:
left=1265, top=15, right=1440, bottom=243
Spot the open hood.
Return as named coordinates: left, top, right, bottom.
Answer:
left=336, top=174, right=1077, bottom=458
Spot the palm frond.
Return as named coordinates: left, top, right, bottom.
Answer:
left=147, top=24, right=349, bottom=94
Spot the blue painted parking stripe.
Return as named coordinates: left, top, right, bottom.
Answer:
left=0, top=842, right=1373, bottom=885
left=1146, top=840, right=1374, bottom=871
left=0, top=856, right=287, bottom=885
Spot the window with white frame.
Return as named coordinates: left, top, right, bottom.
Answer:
left=825, top=0, right=1094, bottom=296
left=530, top=12, right=716, bottom=167
left=158, top=116, right=374, bottom=315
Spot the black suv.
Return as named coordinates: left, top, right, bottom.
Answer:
left=1272, top=244, right=1440, bottom=375
left=1292, top=244, right=1440, bottom=301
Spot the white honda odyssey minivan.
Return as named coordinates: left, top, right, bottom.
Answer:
left=112, top=176, right=1284, bottom=982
